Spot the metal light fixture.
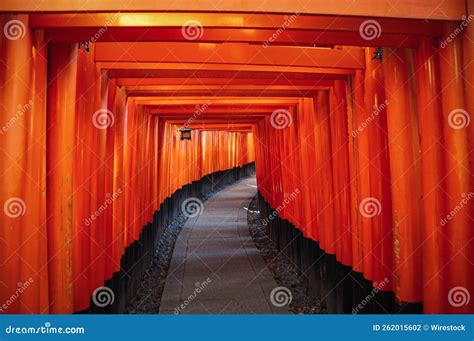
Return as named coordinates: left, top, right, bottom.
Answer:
left=179, top=127, right=192, bottom=140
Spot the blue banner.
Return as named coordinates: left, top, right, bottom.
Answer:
left=0, top=315, right=472, bottom=340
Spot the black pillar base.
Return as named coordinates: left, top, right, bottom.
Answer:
left=257, top=191, right=423, bottom=314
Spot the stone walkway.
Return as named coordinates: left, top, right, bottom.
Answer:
left=159, top=177, right=290, bottom=314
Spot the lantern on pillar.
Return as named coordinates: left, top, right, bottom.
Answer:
left=179, top=127, right=192, bottom=140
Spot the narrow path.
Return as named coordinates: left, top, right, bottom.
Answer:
left=159, top=177, right=289, bottom=314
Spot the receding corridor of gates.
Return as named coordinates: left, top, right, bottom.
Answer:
left=0, top=1, right=473, bottom=317
left=159, top=177, right=289, bottom=314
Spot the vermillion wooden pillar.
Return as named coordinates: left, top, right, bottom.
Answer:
left=72, top=47, right=93, bottom=312
left=348, top=70, right=366, bottom=274
left=103, top=77, right=117, bottom=282
left=313, top=91, right=335, bottom=254
left=364, top=48, right=393, bottom=290
left=0, top=14, right=28, bottom=314
left=382, top=48, right=423, bottom=303
left=111, top=84, right=127, bottom=276
left=462, top=0, right=474, bottom=314
left=24, top=30, right=49, bottom=314
left=46, top=43, right=78, bottom=314
left=461, top=2, right=474, bottom=315
left=281, top=106, right=303, bottom=228
left=297, top=98, right=318, bottom=240
left=464, top=0, right=474, bottom=179
left=71, top=45, right=111, bottom=312
left=439, top=23, right=473, bottom=314
left=329, top=81, right=352, bottom=266
left=414, top=37, right=447, bottom=313
left=0, top=14, right=49, bottom=314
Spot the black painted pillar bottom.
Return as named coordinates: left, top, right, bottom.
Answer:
left=257, top=191, right=423, bottom=314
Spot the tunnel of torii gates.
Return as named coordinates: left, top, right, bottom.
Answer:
left=0, top=0, right=473, bottom=315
